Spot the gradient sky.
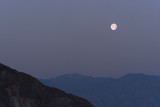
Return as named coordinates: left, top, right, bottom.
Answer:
left=0, top=0, right=160, bottom=78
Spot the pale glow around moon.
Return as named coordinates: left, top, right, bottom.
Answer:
left=111, top=23, right=117, bottom=30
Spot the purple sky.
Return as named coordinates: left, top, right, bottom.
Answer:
left=0, top=0, right=160, bottom=78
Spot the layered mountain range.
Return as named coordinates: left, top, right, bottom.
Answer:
left=41, top=73, right=160, bottom=107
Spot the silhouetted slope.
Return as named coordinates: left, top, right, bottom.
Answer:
left=41, top=73, right=160, bottom=107
left=0, top=63, right=94, bottom=107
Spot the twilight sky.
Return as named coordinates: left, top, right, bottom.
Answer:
left=0, top=0, right=160, bottom=78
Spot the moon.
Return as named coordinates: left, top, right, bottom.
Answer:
left=111, top=23, right=117, bottom=30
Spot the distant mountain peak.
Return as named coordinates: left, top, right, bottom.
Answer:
left=55, top=73, right=93, bottom=80
left=120, top=73, right=158, bottom=79
left=121, top=73, right=146, bottom=77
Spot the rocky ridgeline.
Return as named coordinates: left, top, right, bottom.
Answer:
left=0, top=63, right=94, bottom=107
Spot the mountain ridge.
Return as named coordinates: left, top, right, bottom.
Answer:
left=0, top=63, right=94, bottom=107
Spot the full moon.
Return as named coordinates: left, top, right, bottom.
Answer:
left=111, top=23, right=117, bottom=30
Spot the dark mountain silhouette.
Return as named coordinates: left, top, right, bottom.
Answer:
left=40, top=73, right=160, bottom=107
left=0, top=63, right=94, bottom=107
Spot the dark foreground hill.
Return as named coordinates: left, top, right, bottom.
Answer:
left=0, top=63, right=94, bottom=107
left=41, top=73, right=160, bottom=107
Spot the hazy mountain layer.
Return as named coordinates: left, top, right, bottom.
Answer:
left=41, top=73, right=160, bottom=107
